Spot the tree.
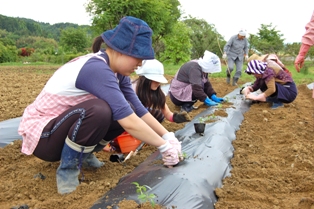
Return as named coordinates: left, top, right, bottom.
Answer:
left=158, top=21, right=192, bottom=64
left=0, top=43, right=17, bottom=63
left=183, top=17, right=224, bottom=59
left=249, top=23, right=284, bottom=54
left=284, top=42, right=301, bottom=57
left=59, top=27, right=89, bottom=53
left=85, top=0, right=181, bottom=42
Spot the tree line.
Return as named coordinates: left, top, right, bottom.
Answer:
left=0, top=0, right=311, bottom=65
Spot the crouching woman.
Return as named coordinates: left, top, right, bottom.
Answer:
left=242, top=60, right=298, bottom=109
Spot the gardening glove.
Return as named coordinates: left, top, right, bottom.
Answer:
left=222, top=53, right=227, bottom=59
left=162, top=132, right=184, bottom=161
left=204, top=97, right=218, bottom=106
left=240, top=86, right=253, bottom=96
left=172, top=111, right=191, bottom=123
left=245, top=54, right=249, bottom=61
left=210, top=94, right=224, bottom=103
left=295, top=44, right=311, bottom=72
left=246, top=93, right=266, bottom=102
left=158, top=141, right=181, bottom=166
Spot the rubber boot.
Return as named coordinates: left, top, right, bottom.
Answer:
left=226, top=74, right=231, bottom=84
left=232, top=77, right=239, bottom=86
left=181, top=103, right=195, bottom=113
left=82, top=139, right=109, bottom=168
left=56, top=137, right=96, bottom=194
left=270, top=98, right=284, bottom=109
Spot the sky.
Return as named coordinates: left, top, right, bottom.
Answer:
left=0, top=0, right=313, bottom=43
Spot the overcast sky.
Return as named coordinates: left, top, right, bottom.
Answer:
left=0, top=0, right=313, bottom=43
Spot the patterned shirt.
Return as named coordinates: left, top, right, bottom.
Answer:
left=252, top=61, right=294, bottom=97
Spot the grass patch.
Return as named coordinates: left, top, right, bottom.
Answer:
left=163, top=63, right=314, bottom=85
left=1, top=61, right=313, bottom=85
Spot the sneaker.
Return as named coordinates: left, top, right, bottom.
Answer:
left=271, top=101, right=283, bottom=109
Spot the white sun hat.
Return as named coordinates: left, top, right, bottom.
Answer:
left=135, top=59, right=168, bottom=83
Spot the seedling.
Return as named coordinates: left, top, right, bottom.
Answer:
left=224, top=97, right=229, bottom=102
left=181, top=152, right=189, bottom=159
left=198, top=116, right=207, bottom=123
left=217, top=103, right=223, bottom=109
left=198, top=114, right=216, bottom=123
left=132, top=182, right=156, bottom=207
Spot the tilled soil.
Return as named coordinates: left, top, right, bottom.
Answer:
left=0, top=65, right=313, bottom=209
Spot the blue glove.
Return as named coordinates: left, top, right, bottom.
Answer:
left=204, top=97, right=218, bottom=106
left=211, top=94, right=224, bottom=103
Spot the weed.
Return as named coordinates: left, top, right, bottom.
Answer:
left=132, top=182, right=156, bottom=207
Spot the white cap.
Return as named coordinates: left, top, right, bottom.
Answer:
left=198, top=50, right=222, bottom=73
left=135, top=59, right=168, bottom=83
left=238, top=28, right=247, bottom=37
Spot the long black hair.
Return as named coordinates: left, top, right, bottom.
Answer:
left=133, top=76, right=166, bottom=110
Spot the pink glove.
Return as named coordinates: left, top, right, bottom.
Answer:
left=158, top=141, right=180, bottom=166
left=162, top=132, right=184, bottom=160
left=295, top=44, right=310, bottom=72
left=162, top=132, right=181, bottom=149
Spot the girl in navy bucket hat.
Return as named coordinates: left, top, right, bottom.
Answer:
left=18, top=16, right=183, bottom=195
left=242, top=60, right=298, bottom=109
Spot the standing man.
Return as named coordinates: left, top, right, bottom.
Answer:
left=223, top=29, right=249, bottom=86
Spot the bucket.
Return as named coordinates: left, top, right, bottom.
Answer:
left=116, top=132, right=142, bottom=153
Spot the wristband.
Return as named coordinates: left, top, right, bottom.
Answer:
left=170, top=114, right=174, bottom=122
left=157, top=141, right=172, bottom=152
left=162, top=132, right=175, bottom=141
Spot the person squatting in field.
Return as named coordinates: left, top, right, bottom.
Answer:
left=132, top=59, right=191, bottom=123
left=18, top=16, right=183, bottom=195
left=242, top=59, right=298, bottom=109
left=247, top=53, right=293, bottom=77
left=169, top=50, right=225, bottom=113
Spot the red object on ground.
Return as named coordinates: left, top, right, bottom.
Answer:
left=116, top=132, right=141, bottom=153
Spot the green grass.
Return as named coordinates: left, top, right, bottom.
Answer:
left=1, top=61, right=313, bottom=85
left=163, top=63, right=314, bottom=85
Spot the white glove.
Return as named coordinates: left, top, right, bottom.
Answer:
left=246, top=92, right=266, bottom=102
left=241, top=86, right=253, bottom=96
left=245, top=55, right=249, bottom=61
left=222, top=53, right=227, bottom=59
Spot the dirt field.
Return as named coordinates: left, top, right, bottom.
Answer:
left=0, top=66, right=313, bottom=209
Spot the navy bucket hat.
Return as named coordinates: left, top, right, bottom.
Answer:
left=101, top=16, right=155, bottom=59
